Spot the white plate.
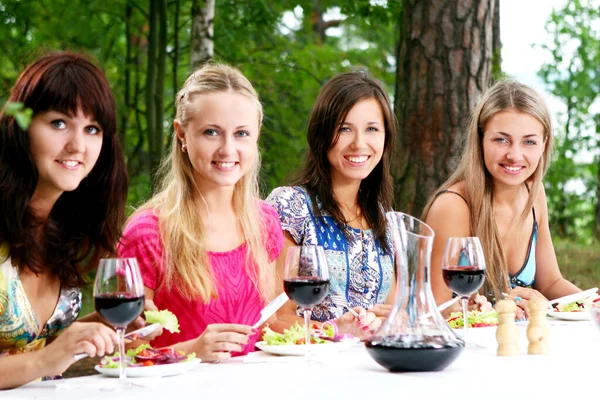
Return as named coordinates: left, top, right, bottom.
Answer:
left=95, top=359, right=201, bottom=378
left=255, top=338, right=360, bottom=356
left=547, top=310, right=590, bottom=321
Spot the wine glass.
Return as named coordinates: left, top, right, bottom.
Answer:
left=441, top=237, right=486, bottom=340
left=283, top=246, right=330, bottom=359
left=94, top=258, right=145, bottom=380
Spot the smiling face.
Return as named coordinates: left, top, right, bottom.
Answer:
left=176, top=91, right=260, bottom=191
left=29, top=108, right=103, bottom=210
left=482, top=109, right=547, bottom=188
left=326, top=97, right=386, bottom=187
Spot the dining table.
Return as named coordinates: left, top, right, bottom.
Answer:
left=6, top=319, right=599, bottom=400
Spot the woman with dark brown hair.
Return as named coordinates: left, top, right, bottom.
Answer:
left=0, top=51, right=128, bottom=389
left=267, top=71, right=397, bottom=338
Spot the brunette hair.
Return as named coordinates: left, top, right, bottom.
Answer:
left=295, top=71, right=397, bottom=253
left=0, top=51, right=128, bottom=287
left=422, top=80, right=553, bottom=299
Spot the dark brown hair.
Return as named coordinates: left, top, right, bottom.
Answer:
left=295, top=71, right=397, bottom=252
left=0, top=51, right=128, bottom=287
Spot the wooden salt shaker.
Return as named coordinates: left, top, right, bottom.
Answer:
left=496, top=299, right=519, bottom=356
left=527, top=297, right=550, bottom=355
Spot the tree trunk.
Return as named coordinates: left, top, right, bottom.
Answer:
left=173, top=0, right=180, bottom=94
left=595, top=113, right=600, bottom=240
left=146, top=0, right=158, bottom=177
left=155, top=0, right=167, bottom=155
left=310, top=0, right=342, bottom=44
left=121, top=1, right=132, bottom=149
left=190, top=0, right=214, bottom=71
left=491, top=0, right=502, bottom=79
left=393, top=0, right=495, bottom=215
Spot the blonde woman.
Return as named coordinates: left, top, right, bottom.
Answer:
left=423, top=80, right=581, bottom=318
left=118, top=64, right=283, bottom=363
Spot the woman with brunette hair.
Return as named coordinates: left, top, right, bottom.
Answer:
left=267, top=71, right=397, bottom=338
left=422, top=80, right=581, bottom=318
left=0, top=51, right=128, bottom=389
left=118, top=64, right=283, bottom=363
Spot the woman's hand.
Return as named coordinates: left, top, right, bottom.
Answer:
left=191, top=324, right=253, bottom=363
left=440, top=294, right=492, bottom=318
left=127, top=298, right=163, bottom=342
left=507, top=287, right=547, bottom=319
left=38, top=321, right=118, bottom=376
left=334, top=307, right=382, bottom=339
left=369, top=303, right=393, bottom=319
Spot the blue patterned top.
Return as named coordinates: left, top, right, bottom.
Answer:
left=0, top=244, right=81, bottom=357
left=266, top=186, right=394, bottom=322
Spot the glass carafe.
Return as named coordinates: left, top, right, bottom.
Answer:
left=365, top=212, right=464, bottom=371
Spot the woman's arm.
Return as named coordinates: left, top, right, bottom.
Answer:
left=140, top=287, right=251, bottom=363
left=424, top=189, right=472, bottom=304
left=532, top=185, right=580, bottom=299
left=269, top=234, right=380, bottom=338
left=0, top=322, right=117, bottom=390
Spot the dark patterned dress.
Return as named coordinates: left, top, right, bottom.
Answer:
left=266, top=186, right=394, bottom=322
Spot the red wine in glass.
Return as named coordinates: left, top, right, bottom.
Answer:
left=441, top=237, right=486, bottom=338
left=442, top=267, right=486, bottom=296
left=93, top=258, right=145, bottom=380
left=283, top=246, right=330, bottom=359
left=95, top=293, right=145, bottom=328
left=283, top=277, right=330, bottom=309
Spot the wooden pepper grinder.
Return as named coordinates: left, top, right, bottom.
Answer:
left=495, top=299, right=519, bottom=356
left=527, top=297, right=550, bottom=354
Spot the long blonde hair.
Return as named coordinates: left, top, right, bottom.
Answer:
left=134, top=63, right=275, bottom=302
left=422, top=80, right=554, bottom=300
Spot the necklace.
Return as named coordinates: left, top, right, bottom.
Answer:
left=341, top=203, right=362, bottom=226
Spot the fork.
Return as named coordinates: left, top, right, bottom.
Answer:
left=329, top=293, right=360, bottom=318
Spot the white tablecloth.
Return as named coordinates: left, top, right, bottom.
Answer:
left=6, top=320, right=599, bottom=400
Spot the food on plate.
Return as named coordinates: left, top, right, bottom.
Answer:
left=553, top=294, right=600, bottom=312
left=447, top=310, right=499, bottom=328
left=144, top=309, right=180, bottom=333
left=99, top=344, right=196, bottom=368
left=262, top=322, right=355, bottom=345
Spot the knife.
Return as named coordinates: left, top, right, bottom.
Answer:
left=252, top=293, right=289, bottom=329
left=548, top=287, right=598, bottom=309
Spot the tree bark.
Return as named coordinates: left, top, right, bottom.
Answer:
left=146, top=0, right=158, bottom=177
left=173, top=0, right=180, bottom=95
left=145, top=0, right=168, bottom=182
left=310, top=0, right=342, bottom=44
left=393, top=0, right=495, bottom=215
left=595, top=112, right=600, bottom=239
left=190, top=0, right=214, bottom=71
left=121, top=1, right=133, bottom=149
left=492, top=0, right=502, bottom=79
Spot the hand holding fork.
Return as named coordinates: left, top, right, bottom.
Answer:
left=328, top=293, right=382, bottom=337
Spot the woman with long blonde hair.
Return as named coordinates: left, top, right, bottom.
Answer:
left=118, top=64, right=283, bottom=362
left=423, top=80, right=581, bottom=318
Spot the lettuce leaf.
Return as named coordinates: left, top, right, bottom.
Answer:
left=144, top=310, right=180, bottom=333
left=262, top=323, right=328, bottom=345
left=447, top=310, right=499, bottom=328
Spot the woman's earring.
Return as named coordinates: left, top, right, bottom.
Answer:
left=181, top=142, right=187, bottom=153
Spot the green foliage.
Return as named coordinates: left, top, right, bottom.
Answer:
left=2, top=101, right=32, bottom=129
left=537, top=0, right=600, bottom=240
left=554, top=238, right=600, bottom=289
left=1, top=0, right=400, bottom=203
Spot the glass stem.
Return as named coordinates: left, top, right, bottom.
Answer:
left=117, top=328, right=126, bottom=380
left=461, top=296, right=469, bottom=339
left=304, top=308, right=312, bottom=359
